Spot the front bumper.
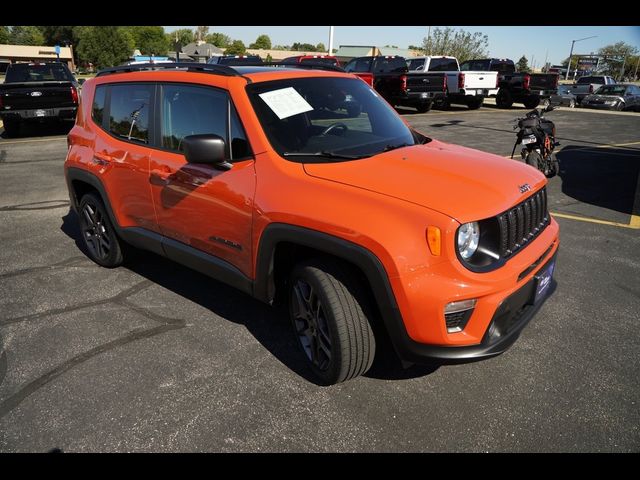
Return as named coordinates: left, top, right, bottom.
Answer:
left=1, top=106, right=77, bottom=122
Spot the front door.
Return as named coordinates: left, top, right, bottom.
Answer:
left=148, top=83, right=256, bottom=278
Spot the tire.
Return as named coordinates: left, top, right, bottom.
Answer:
left=539, top=98, right=550, bottom=108
left=289, top=259, right=375, bottom=385
left=78, top=192, right=124, bottom=268
left=415, top=101, right=432, bottom=113
left=568, top=99, right=576, bottom=108
left=546, top=153, right=559, bottom=178
left=523, top=96, right=541, bottom=109
left=496, top=89, right=513, bottom=109
left=615, top=101, right=625, bottom=111
left=467, top=97, right=483, bottom=110
left=2, top=120, right=20, bottom=137
left=525, top=150, right=542, bottom=170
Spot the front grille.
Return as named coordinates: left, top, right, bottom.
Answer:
left=496, top=187, right=549, bottom=259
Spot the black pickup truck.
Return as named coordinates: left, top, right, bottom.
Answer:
left=344, top=56, right=446, bottom=113
left=0, top=62, right=80, bottom=137
left=460, top=58, right=559, bottom=109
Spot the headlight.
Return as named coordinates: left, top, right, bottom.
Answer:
left=457, top=222, right=480, bottom=259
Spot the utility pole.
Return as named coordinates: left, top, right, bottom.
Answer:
left=620, top=54, right=627, bottom=80
left=634, top=56, right=639, bottom=81
left=426, top=26, right=431, bottom=54
left=328, top=26, right=334, bottom=55
left=565, top=35, right=598, bottom=80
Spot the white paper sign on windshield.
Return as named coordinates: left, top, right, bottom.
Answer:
left=258, top=87, right=313, bottom=120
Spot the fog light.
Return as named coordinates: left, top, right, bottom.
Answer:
left=444, top=299, right=477, bottom=333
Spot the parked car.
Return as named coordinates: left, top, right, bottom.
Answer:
left=581, top=84, right=640, bottom=111
left=65, top=62, right=559, bottom=385
left=459, top=58, right=559, bottom=109
left=208, top=55, right=264, bottom=66
left=549, top=84, right=578, bottom=108
left=282, top=55, right=341, bottom=68
left=407, top=56, right=498, bottom=109
left=568, top=75, right=616, bottom=104
left=344, top=55, right=447, bottom=113
left=0, top=62, right=80, bottom=137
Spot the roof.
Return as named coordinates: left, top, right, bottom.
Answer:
left=181, top=42, right=223, bottom=58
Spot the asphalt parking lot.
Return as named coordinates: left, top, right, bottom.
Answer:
left=1, top=104, right=639, bottom=452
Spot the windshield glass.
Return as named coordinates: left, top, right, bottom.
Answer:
left=246, top=77, right=424, bottom=161
left=6, top=63, right=73, bottom=82
left=596, top=85, right=627, bottom=96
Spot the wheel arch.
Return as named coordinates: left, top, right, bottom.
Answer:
left=66, top=167, right=120, bottom=231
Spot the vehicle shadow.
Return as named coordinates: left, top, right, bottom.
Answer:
left=60, top=210, right=439, bottom=384
left=557, top=145, right=640, bottom=216
left=0, top=121, right=72, bottom=139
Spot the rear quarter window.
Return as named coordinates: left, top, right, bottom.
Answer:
left=92, top=85, right=107, bottom=126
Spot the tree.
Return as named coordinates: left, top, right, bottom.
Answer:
left=516, top=55, right=530, bottom=73
left=266, top=53, right=273, bottom=63
left=249, top=34, right=271, bottom=50
left=194, top=26, right=209, bottom=42
left=292, top=42, right=317, bottom=52
left=77, top=26, right=134, bottom=69
left=0, top=26, right=10, bottom=44
left=224, top=40, right=246, bottom=55
left=10, top=26, right=45, bottom=45
left=126, top=26, right=168, bottom=55
left=206, top=32, right=231, bottom=48
left=170, top=28, right=194, bottom=47
left=422, top=27, right=489, bottom=63
left=597, top=42, right=639, bottom=79
left=409, top=44, right=425, bottom=52
left=316, top=42, right=326, bottom=53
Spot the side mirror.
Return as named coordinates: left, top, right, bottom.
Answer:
left=182, top=134, right=232, bottom=170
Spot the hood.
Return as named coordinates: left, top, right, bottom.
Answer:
left=303, top=140, right=546, bottom=224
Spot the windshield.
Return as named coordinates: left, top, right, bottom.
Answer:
left=595, top=85, right=627, bottom=96
left=246, top=77, right=426, bottom=162
left=6, top=63, right=73, bottom=83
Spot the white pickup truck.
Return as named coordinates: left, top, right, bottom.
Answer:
left=406, top=56, right=499, bottom=109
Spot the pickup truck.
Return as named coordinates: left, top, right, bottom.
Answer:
left=282, top=55, right=341, bottom=68
left=407, top=56, right=498, bottom=110
left=344, top=56, right=446, bottom=113
left=568, top=75, right=616, bottom=104
left=0, top=62, right=80, bottom=137
left=459, top=58, right=559, bottom=109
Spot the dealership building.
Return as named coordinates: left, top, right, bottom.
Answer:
left=0, top=44, right=75, bottom=73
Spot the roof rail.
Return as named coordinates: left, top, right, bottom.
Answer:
left=95, top=62, right=242, bottom=77
left=240, top=62, right=345, bottom=73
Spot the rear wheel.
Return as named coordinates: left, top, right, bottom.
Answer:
left=525, top=151, right=542, bottom=171
left=523, top=96, right=541, bottom=109
left=615, top=101, right=625, bottom=111
left=78, top=193, right=124, bottom=268
left=2, top=120, right=20, bottom=137
left=467, top=97, right=484, bottom=110
left=289, top=259, right=376, bottom=385
left=415, top=101, right=432, bottom=113
left=496, top=89, right=513, bottom=108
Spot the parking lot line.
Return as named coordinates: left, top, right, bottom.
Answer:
left=551, top=212, right=640, bottom=229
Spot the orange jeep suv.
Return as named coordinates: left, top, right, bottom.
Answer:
left=65, top=62, right=559, bottom=384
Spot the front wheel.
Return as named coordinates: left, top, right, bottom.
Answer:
left=415, top=101, right=432, bottom=113
left=568, top=99, right=576, bottom=108
left=289, top=259, right=375, bottom=385
left=523, top=96, right=541, bottom=109
left=2, top=120, right=21, bottom=137
left=615, top=101, right=625, bottom=111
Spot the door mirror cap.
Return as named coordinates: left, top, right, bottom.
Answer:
left=182, top=134, right=232, bottom=170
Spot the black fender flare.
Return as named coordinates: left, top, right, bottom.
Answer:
left=253, top=223, right=415, bottom=361
left=65, top=167, right=119, bottom=229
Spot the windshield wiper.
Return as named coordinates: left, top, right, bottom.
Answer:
left=380, top=142, right=413, bottom=153
left=283, top=150, right=371, bottom=160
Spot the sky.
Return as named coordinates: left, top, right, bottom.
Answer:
left=164, top=26, right=640, bottom=67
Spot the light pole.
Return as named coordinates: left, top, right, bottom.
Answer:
left=328, top=26, right=334, bottom=55
left=565, top=35, right=598, bottom=80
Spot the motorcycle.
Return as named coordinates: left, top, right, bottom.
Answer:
left=510, top=104, right=560, bottom=178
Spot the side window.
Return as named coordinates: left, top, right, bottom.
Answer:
left=109, top=84, right=152, bottom=144
left=348, top=58, right=372, bottom=73
left=92, top=85, right=107, bottom=126
left=161, top=84, right=250, bottom=161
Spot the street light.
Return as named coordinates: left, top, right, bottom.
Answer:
left=565, top=35, right=598, bottom=80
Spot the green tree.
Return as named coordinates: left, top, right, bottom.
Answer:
left=249, top=34, right=271, bottom=50
left=597, top=41, right=639, bottom=79
left=127, top=26, right=168, bottom=55
left=169, top=28, right=194, bottom=47
left=0, top=26, right=10, bottom=44
left=408, top=44, right=424, bottom=52
left=316, top=42, right=326, bottom=53
left=224, top=40, right=246, bottom=55
left=265, top=53, right=273, bottom=63
left=77, top=26, right=134, bottom=69
left=10, top=26, right=45, bottom=45
left=272, top=44, right=289, bottom=51
left=206, top=32, right=231, bottom=48
left=422, top=27, right=489, bottom=63
left=194, top=26, right=209, bottom=42
left=292, top=42, right=316, bottom=52
left=516, top=55, right=530, bottom=73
